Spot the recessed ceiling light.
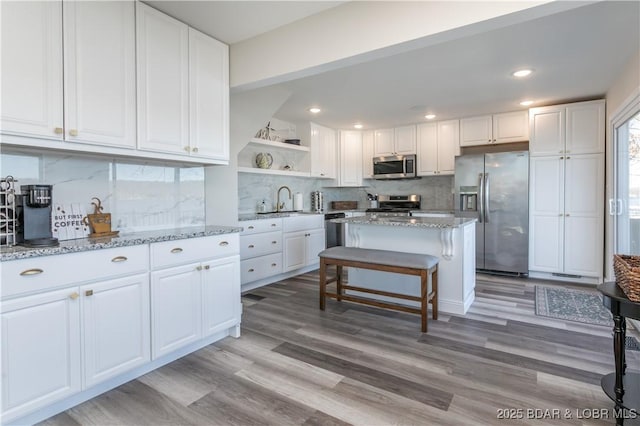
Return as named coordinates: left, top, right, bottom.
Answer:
left=520, top=100, right=534, bottom=106
left=308, top=107, right=321, bottom=114
left=354, top=123, right=363, bottom=129
left=424, top=114, right=436, bottom=120
left=512, top=69, right=533, bottom=78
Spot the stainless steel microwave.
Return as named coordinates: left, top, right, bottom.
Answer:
left=372, top=154, right=417, bottom=179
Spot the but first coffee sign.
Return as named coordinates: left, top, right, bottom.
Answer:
left=52, top=203, right=90, bottom=240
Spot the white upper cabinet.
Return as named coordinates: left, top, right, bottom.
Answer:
left=309, top=123, right=337, bottom=178
left=374, top=126, right=416, bottom=156
left=460, top=111, right=528, bottom=146
left=1, top=1, right=63, bottom=140
left=189, top=28, right=229, bottom=161
left=136, top=2, right=189, bottom=155
left=529, top=100, right=604, bottom=156
left=338, top=130, right=363, bottom=187
left=417, top=119, right=460, bottom=176
left=64, top=1, right=136, bottom=148
left=362, top=130, right=374, bottom=178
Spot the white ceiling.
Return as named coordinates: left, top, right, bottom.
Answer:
left=144, top=1, right=344, bottom=44
left=146, top=1, right=639, bottom=130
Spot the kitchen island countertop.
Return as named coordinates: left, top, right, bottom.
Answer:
left=0, top=225, right=242, bottom=261
left=331, top=216, right=475, bottom=229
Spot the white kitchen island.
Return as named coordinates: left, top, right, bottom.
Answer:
left=331, top=216, right=477, bottom=315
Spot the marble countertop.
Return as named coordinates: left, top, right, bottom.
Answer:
left=1, top=225, right=242, bottom=262
left=331, top=216, right=476, bottom=229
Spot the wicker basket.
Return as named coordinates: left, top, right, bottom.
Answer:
left=613, top=254, right=640, bottom=302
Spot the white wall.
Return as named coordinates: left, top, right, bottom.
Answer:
left=604, top=51, right=640, bottom=280
left=230, top=0, right=577, bottom=90
left=205, top=86, right=291, bottom=226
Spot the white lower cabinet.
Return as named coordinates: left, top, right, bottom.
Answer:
left=81, top=274, right=150, bottom=388
left=1, top=288, right=81, bottom=422
left=283, top=228, right=325, bottom=272
left=150, top=234, right=241, bottom=359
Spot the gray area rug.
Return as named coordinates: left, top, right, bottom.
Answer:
left=535, top=285, right=640, bottom=351
left=535, top=285, right=612, bottom=326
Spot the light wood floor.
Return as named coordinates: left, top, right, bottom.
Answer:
left=41, top=272, right=640, bottom=426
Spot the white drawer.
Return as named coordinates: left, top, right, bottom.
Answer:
left=150, top=234, right=239, bottom=270
left=283, top=215, right=324, bottom=233
left=1, top=245, right=149, bottom=299
left=241, top=253, right=282, bottom=284
left=240, top=231, right=281, bottom=259
left=240, top=218, right=282, bottom=235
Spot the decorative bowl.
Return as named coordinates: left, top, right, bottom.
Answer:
left=255, top=152, right=273, bottom=169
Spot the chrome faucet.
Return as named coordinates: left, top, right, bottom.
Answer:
left=276, top=186, right=292, bottom=212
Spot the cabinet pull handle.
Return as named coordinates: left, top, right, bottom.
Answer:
left=272, top=241, right=277, bottom=244
left=219, top=241, right=229, bottom=246
left=248, top=268, right=255, bottom=272
left=69, top=129, right=78, bottom=137
left=171, top=248, right=183, bottom=253
left=69, top=292, right=79, bottom=300
left=111, top=256, right=128, bottom=262
left=248, top=226, right=255, bottom=229
left=197, top=265, right=203, bottom=271
left=204, top=265, right=210, bottom=270
left=20, top=268, right=43, bottom=276
left=566, top=156, right=571, bottom=159
left=271, top=223, right=277, bottom=227
left=248, top=244, right=255, bottom=248
left=54, top=127, right=64, bottom=134
left=566, top=213, right=570, bottom=217
left=271, top=263, right=277, bottom=267
left=85, top=290, right=93, bottom=297
left=560, top=156, right=564, bottom=160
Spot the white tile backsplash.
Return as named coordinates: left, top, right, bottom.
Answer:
left=0, top=150, right=205, bottom=232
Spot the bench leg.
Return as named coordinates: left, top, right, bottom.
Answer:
left=336, top=265, right=343, bottom=301
left=431, top=266, right=438, bottom=320
left=420, top=270, right=428, bottom=333
left=319, top=259, right=327, bottom=311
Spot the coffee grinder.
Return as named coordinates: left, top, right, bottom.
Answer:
left=17, top=184, right=58, bottom=247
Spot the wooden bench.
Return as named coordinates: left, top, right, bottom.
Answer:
left=318, top=246, right=438, bottom=332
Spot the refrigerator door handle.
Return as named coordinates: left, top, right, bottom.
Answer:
left=477, top=173, right=484, bottom=223
left=484, top=173, right=490, bottom=223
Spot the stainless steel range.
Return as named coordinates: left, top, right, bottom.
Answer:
left=365, top=194, right=420, bottom=216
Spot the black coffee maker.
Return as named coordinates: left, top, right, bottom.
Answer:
left=17, top=185, right=58, bottom=247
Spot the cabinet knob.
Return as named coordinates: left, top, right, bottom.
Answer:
left=196, top=265, right=203, bottom=271
left=20, top=268, right=43, bottom=276
left=566, top=213, right=570, bottom=217
left=54, top=127, right=64, bottom=134
left=560, top=157, right=564, bottom=160
left=192, top=147, right=199, bottom=153
left=272, top=241, right=277, bottom=244
left=566, top=156, right=571, bottom=159
left=248, top=226, right=255, bottom=229
left=271, top=223, right=277, bottom=227
left=184, top=146, right=190, bottom=152
left=171, top=247, right=183, bottom=253
left=69, top=292, right=79, bottom=300
left=219, top=241, right=229, bottom=246
left=111, top=256, right=128, bottom=262
left=248, top=244, right=255, bottom=248
left=320, top=173, right=325, bottom=176
left=493, top=139, right=496, bottom=142
left=69, top=129, right=78, bottom=137
left=204, top=265, right=210, bottom=270
left=271, top=263, right=277, bottom=267
left=248, top=268, right=255, bottom=272
left=559, top=213, right=563, bottom=216
left=85, top=290, right=93, bottom=297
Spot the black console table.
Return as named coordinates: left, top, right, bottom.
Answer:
left=598, top=282, right=640, bottom=425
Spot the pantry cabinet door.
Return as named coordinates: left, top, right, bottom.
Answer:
left=82, top=274, right=150, bottom=388
left=189, top=28, right=229, bottom=161
left=64, top=1, right=136, bottom=148
left=1, top=288, right=81, bottom=423
left=529, top=107, right=565, bottom=156
left=1, top=1, right=63, bottom=140
left=137, top=2, right=189, bottom=155
left=565, top=101, right=605, bottom=154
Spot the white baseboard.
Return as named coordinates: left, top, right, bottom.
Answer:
left=528, top=271, right=602, bottom=285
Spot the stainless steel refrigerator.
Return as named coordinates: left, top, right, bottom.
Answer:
left=454, top=151, right=529, bottom=275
